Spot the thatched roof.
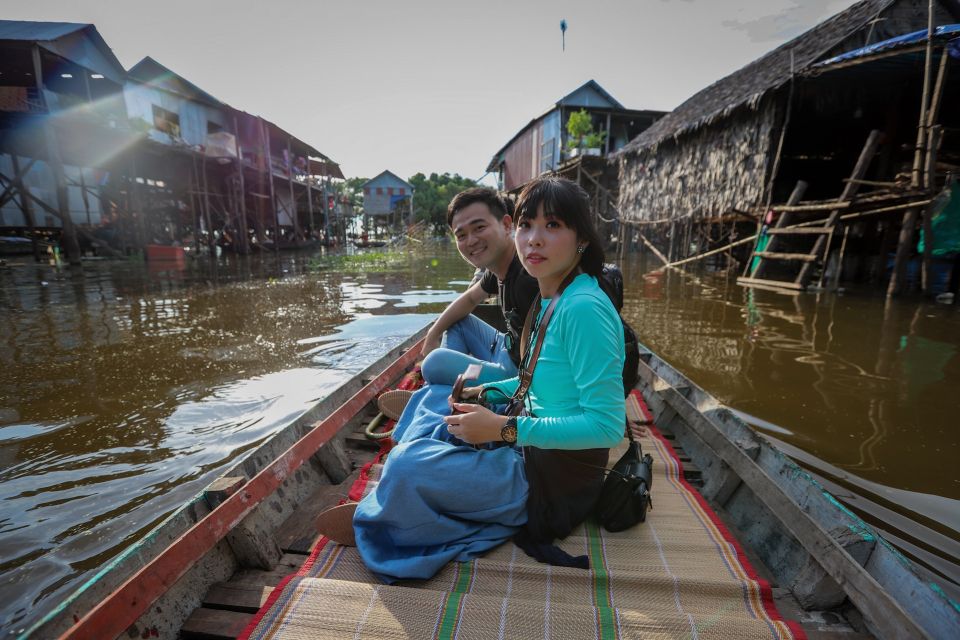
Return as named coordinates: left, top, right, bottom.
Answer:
left=621, top=0, right=896, bottom=154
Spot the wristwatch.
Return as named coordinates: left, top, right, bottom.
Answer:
left=500, top=417, right=518, bottom=444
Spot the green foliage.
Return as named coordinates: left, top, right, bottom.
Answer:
left=307, top=249, right=411, bottom=273
left=566, top=109, right=593, bottom=140
left=408, top=172, right=479, bottom=233
left=565, top=108, right=606, bottom=150
left=331, top=177, right=367, bottom=213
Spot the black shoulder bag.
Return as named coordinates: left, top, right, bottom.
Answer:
left=594, top=426, right=654, bottom=532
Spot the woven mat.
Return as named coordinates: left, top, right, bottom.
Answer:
left=240, top=392, right=804, bottom=640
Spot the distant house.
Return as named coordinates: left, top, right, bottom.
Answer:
left=362, top=171, right=414, bottom=218
left=486, top=80, right=665, bottom=192
left=125, top=56, right=230, bottom=148
left=0, top=20, right=131, bottom=248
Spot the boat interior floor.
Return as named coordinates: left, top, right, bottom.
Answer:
left=181, top=397, right=873, bottom=640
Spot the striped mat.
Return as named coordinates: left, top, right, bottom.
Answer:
left=240, top=392, right=804, bottom=640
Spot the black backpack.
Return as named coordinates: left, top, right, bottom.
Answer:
left=597, top=264, right=641, bottom=396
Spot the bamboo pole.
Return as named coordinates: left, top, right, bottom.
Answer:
left=910, top=0, right=936, bottom=188
left=637, top=229, right=670, bottom=265
left=921, top=125, right=942, bottom=293
left=667, top=234, right=758, bottom=268
left=829, top=226, right=851, bottom=291
left=752, top=180, right=808, bottom=278
left=816, top=228, right=835, bottom=289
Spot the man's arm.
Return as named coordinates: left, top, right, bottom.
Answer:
left=421, top=281, right=490, bottom=358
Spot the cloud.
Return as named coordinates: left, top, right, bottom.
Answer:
left=722, top=0, right=856, bottom=43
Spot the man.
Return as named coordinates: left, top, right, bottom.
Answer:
left=419, top=187, right=540, bottom=386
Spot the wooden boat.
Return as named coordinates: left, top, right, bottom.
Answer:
left=32, top=323, right=960, bottom=639
left=145, top=244, right=187, bottom=262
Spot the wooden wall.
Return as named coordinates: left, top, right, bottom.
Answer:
left=617, top=101, right=778, bottom=223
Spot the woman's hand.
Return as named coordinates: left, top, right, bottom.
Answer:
left=447, top=385, right=482, bottom=410
left=626, top=419, right=650, bottom=440
left=444, top=404, right=508, bottom=444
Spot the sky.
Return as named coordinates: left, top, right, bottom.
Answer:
left=6, top=0, right=859, bottom=182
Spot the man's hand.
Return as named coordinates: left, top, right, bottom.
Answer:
left=420, top=331, right=442, bottom=359
left=444, top=404, right=508, bottom=444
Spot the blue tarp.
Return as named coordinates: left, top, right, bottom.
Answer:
left=817, top=24, right=960, bottom=67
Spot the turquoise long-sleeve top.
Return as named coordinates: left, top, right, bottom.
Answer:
left=481, top=273, right=626, bottom=450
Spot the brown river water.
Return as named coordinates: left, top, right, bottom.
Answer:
left=1, top=244, right=958, bottom=635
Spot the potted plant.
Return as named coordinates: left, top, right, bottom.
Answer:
left=566, top=109, right=606, bottom=157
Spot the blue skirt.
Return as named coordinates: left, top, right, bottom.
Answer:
left=354, top=384, right=528, bottom=583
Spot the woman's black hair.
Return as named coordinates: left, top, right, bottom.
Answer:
left=514, top=176, right=605, bottom=277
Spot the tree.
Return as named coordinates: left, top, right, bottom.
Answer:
left=408, top=172, right=479, bottom=234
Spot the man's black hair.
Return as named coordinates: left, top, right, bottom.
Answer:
left=447, top=187, right=512, bottom=227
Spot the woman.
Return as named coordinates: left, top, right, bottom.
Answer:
left=322, top=177, right=626, bottom=583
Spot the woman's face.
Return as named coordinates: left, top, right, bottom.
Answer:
left=515, top=204, right=581, bottom=290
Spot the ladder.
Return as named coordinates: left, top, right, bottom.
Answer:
left=738, top=130, right=882, bottom=291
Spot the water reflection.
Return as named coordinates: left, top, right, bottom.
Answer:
left=0, top=248, right=464, bottom=634
left=2, top=246, right=959, bottom=633
left=621, top=258, right=960, bottom=585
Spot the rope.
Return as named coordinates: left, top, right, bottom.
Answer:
left=363, top=412, right=394, bottom=440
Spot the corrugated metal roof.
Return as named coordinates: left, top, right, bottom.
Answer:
left=0, top=20, right=87, bottom=41
left=0, top=20, right=126, bottom=85
left=128, top=56, right=225, bottom=108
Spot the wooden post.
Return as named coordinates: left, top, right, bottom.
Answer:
left=260, top=118, right=279, bottom=256
left=232, top=116, right=250, bottom=254
left=829, top=226, right=851, bottom=291
left=797, top=130, right=882, bottom=287
left=286, top=137, right=300, bottom=243
left=10, top=154, right=42, bottom=262
left=128, top=154, right=147, bottom=251
left=187, top=166, right=201, bottom=255
left=910, top=0, right=936, bottom=189
left=604, top=112, right=612, bottom=156
left=668, top=221, right=677, bottom=261
left=77, top=167, right=92, bottom=227
left=32, top=45, right=81, bottom=265
left=306, top=173, right=314, bottom=239
left=200, top=155, right=212, bottom=249
left=203, top=477, right=281, bottom=570
left=887, top=207, right=920, bottom=297
left=921, top=125, right=942, bottom=293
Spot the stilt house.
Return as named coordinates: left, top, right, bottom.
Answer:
left=617, top=0, right=960, bottom=292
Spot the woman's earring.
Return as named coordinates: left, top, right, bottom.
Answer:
left=577, top=244, right=586, bottom=254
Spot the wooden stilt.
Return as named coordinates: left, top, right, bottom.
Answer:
left=233, top=116, right=250, bottom=254
left=829, top=226, right=851, bottom=291
left=10, top=154, right=42, bottom=262
left=286, top=138, right=300, bottom=243
left=921, top=125, right=943, bottom=294
left=33, top=45, right=81, bottom=265
left=887, top=207, right=920, bottom=297
left=129, top=154, right=147, bottom=251
left=260, top=119, right=279, bottom=257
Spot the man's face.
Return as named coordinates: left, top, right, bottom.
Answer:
left=450, top=202, right=512, bottom=270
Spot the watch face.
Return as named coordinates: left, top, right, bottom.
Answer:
left=501, top=424, right=518, bottom=444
